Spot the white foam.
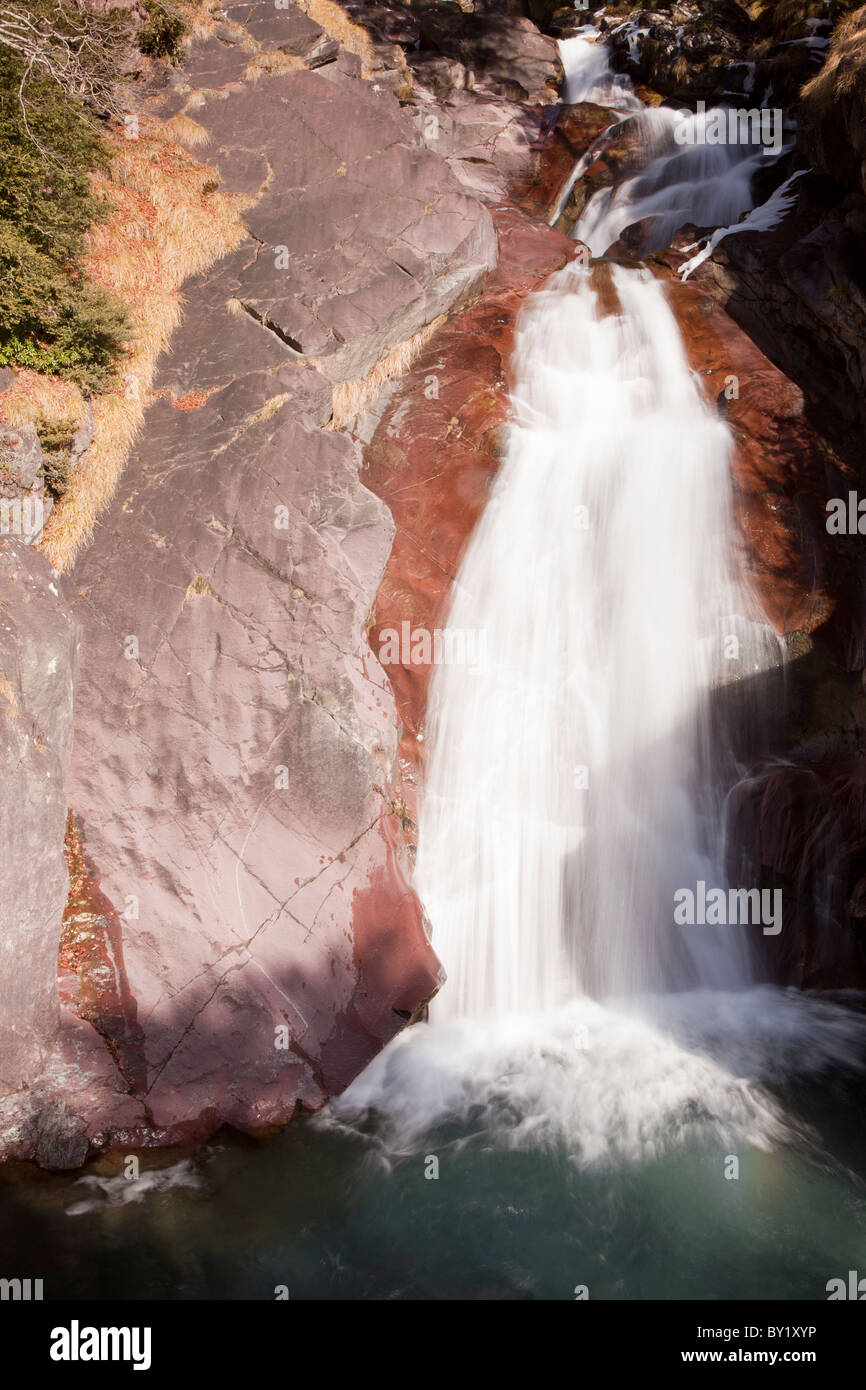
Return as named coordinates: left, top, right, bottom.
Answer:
left=558, top=34, right=641, bottom=110
left=66, top=1159, right=202, bottom=1216
left=325, top=990, right=866, bottom=1168
left=575, top=106, right=773, bottom=256
left=679, top=169, right=805, bottom=279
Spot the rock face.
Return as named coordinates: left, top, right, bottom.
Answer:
left=341, top=0, right=564, bottom=103
left=800, top=6, right=866, bottom=199
left=0, top=0, right=537, bottom=1162
left=56, top=18, right=502, bottom=1147
left=676, top=180, right=866, bottom=674
left=655, top=258, right=839, bottom=640
left=160, top=42, right=497, bottom=383
left=5, top=0, right=866, bottom=1161
left=601, top=0, right=830, bottom=107
left=364, top=208, right=582, bottom=828
left=0, top=540, right=77, bottom=1091
left=0, top=424, right=51, bottom=545
left=655, top=264, right=866, bottom=989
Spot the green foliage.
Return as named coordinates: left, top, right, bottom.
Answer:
left=35, top=414, right=77, bottom=455
left=0, top=43, right=130, bottom=390
left=137, top=2, right=188, bottom=62
left=36, top=414, right=78, bottom=498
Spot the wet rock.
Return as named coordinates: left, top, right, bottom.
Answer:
left=726, top=751, right=866, bottom=990
left=657, top=259, right=841, bottom=639
left=514, top=102, right=614, bottom=221
left=602, top=1, right=754, bottom=104
left=672, top=173, right=866, bottom=671
left=601, top=0, right=828, bottom=108
left=29, top=1099, right=90, bottom=1172
left=363, top=208, right=582, bottom=828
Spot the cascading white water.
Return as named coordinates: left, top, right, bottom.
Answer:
left=557, top=34, right=783, bottom=259
left=548, top=37, right=641, bottom=226
left=558, top=33, right=642, bottom=110
left=326, top=31, right=866, bottom=1186
left=414, top=262, right=781, bottom=1021
left=574, top=105, right=773, bottom=256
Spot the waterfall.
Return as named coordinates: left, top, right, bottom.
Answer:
left=324, top=30, right=866, bottom=1208
left=558, top=34, right=641, bottom=110
left=557, top=34, right=783, bottom=260
left=414, top=35, right=783, bottom=1023
left=574, top=106, right=774, bottom=257
left=414, top=263, right=781, bottom=1019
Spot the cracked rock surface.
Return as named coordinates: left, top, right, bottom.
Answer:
left=0, top=0, right=576, bottom=1165
left=0, top=541, right=77, bottom=1096
left=0, top=0, right=534, bottom=1162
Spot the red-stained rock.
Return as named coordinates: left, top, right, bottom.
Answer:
left=654, top=261, right=838, bottom=637
left=364, top=208, right=582, bottom=831
left=510, top=102, right=613, bottom=220
left=3, top=8, right=502, bottom=1165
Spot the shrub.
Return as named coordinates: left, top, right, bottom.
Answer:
left=36, top=414, right=78, bottom=498
left=137, top=2, right=188, bottom=62
left=0, top=44, right=130, bottom=389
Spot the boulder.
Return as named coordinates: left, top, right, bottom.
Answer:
left=0, top=425, right=49, bottom=546
left=601, top=0, right=827, bottom=108
left=341, top=0, right=563, bottom=103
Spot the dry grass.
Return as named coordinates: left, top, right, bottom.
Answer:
left=0, top=0, right=422, bottom=572
left=244, top=50, right=307, bottom=83
left=802, top=5, right=866, bottom=108
left=328, top=314, right=447, bottom=432
left=184, top=572, right=214, bottom=601
left=166, top=113, right=211, bottom=148
left=14, top=118, right=254, bottom=573
left=2, top=375, right=89, bottom=440
left=175, top=0, right=223, bottom=41
left=293, top=0, right=377, bottom=72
